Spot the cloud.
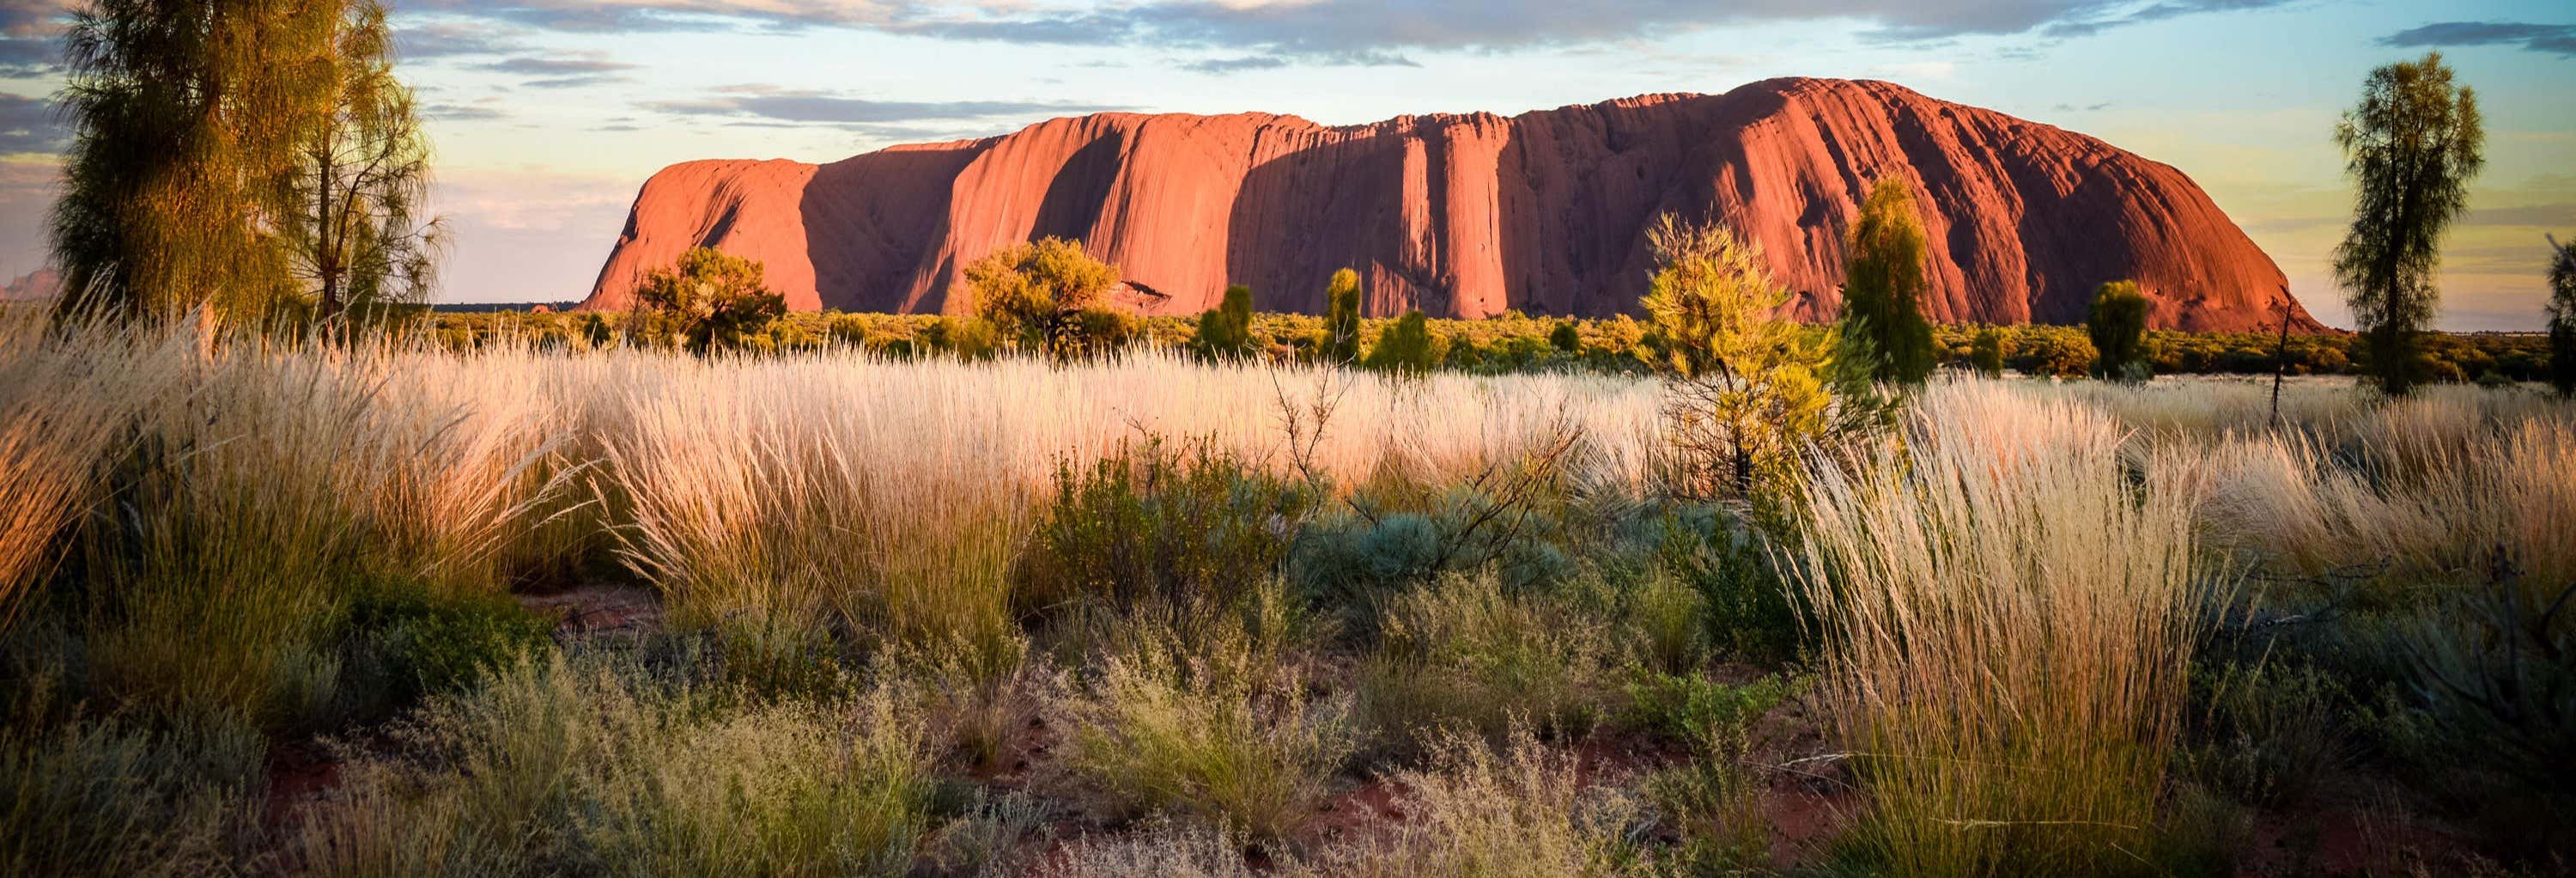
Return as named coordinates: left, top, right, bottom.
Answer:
left=652, top=85, right=1122, bottom=127
left=2378, top=21, right=2576, bottom=58
left=472, top=53, right=639, bottom=87
left=2041, top=0, right=2296, bottom=40
left=1179, top=48, right=1417, bottom=74
left=423, top=101, right=510, bottom=122
left=406, top=0, right=2296, bottom=66
left=2464, top=203, right=2576, bottom=227
left=0, top=92, right=66, bottom=153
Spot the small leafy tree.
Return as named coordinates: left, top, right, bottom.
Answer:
left=1970, top=327, right=2007, bottom=377
left=1193, top=284, right=1255, bottom=361
left=1839, top=178, right=1937, bottom=384
left=2087, top=280, right=2154, bottom=382
left=2335, top=52, right=2484, bottom=395
left=1640, top=214, right=1887, bottom=500
left=628, top=247, right=785, bottom=352
left=2549, top=235, right=2574, bottom=397
left=1549, top=320, right=1582, bottom=353
left=962, top=236, right=1121, bottom=359
left=1364, top=310, right=1438, bottom=374
left=1321, top=268, right=1363, bottom=364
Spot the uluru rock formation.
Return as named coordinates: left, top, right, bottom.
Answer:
left=583, top=77, right=2318, bottom=332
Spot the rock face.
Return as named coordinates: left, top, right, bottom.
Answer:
left=582, top=77, right=2317, bottom=332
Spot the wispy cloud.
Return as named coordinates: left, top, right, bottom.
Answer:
left=404, top=0, right=2300, bottom=70
left=2379, top=21, right=2576, bottom=58
left=0, top=92, right=65, bottom=153
left=650, top=85, right=1123, bottom=128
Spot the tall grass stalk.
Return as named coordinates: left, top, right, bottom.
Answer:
left=0, top=314, right=179, bottom=631
left=1797, top=381, right=2210, bottom=875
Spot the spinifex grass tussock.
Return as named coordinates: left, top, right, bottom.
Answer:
left=1797, top=381, right=2211, bottom=875
left=289, top=652, right=936, bottom=878
left=1362, top=570, right=1618, bottom=750
left=1305, top=729, right=1656, bottom=878
left=2202, top=398, right=2576, bottom=591
left=1053, top=615, right=1357, bottom=839
left=76, top=326, right=576, bottom=728
left=597, top=349, right=1656, bottom=650
left=0, top=314, right=182, bottom=631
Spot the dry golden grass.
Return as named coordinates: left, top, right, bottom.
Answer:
left=1796, top=381, right=2211, bottom=875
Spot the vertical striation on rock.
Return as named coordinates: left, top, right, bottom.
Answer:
left=581, top=77, right=2318, bottom=332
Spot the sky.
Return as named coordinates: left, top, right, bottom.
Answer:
left=0, top=0, right=2568, bottom=329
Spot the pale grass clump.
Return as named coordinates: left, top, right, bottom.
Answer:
left=1305, top=730, right=1656, bottom=878
left=1049, top=820, right=1269, bottom=878
left=289, top=654, right=935, bottom=878
left=0, top=314, right=180, bottom=629
left=1797, top=381, right=2209, bottom=875
left=595, top=348, right=1656, bottom=650
left=2204, top=406, right=2576, bottom=592
left=79, top=326, right=574, bottom=726
left=1053, top=618, right=1358, bottom=839
left=1363, top=571, right=1618, bottom=749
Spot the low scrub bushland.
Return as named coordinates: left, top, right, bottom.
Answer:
left=2, top=312, right=2572, bottom=875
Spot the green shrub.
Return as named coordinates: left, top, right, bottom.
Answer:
left=1303, top=729, right=1656, bottom=876
left=1018, top=436, right=1316, bottom=619
left=961, top=237, right=1121, bottom=359
left=2020, top=331, right=2099, bottom=378
left=2088, top=280, right=2154, bottom=382
left=1054, top=621, right=1358, bottom=839
left=1549, top=320, right=1583, bottom=353
left=1319, top=269, right=1364, bottom=364
left=1363, top=309, right=1438, bottom=374
left=2185, top=661, right=2350, bottom=808
left=1362, top=572, right=1616, bottom=750
left=339, top=577, right=554, bottom=718
left=289, top=652, right=937, bottom=877
left=1970, top=327, right=2006, bottom=377
left=1656, top=513, right=1802, bottom=663
left=1193, top=285, right=1255, bottom=361
left=627, top=247, right=787, bottom=353
left=1839, top=178, right=1937, bottom=383
left=1623, top=673, right=1793, bottom=753
left=0, top=713, right=265, bottom=877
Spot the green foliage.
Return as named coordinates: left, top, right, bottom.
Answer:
left=1055, top=620, right=1358, bottom=839
left=52, top=0, right=440, bottom=325
left=339, top=577, right=553, bottom=720
left=1018, top=436, right=1316, bottom=618
left=289, top=653, right=936, bottom=877
left=1363, top=573, right=1616, bottom=750
left=629, top=247, right=787, bottom=352
left=2335, top=52, right=2485, bottom=396
left=2186, top=662, right=2351, bottom=808
left=1656, top=513, right=1803, bottom=663
left=1321, top=268, right=1363, bottom=363
left=2549, top=235, right=2574, bottom=396
left=1638, top=213, right=1890, bottom=498
left=1192, top=284, right=1255, bottom=361
left=1969, top=326, right=2007, bottom=376
left=925, top=314, right=998, bottom=360
left=1840, top=178, right=1938, bottom=384
left=578, top=313, right=612, bottom=347
left=1363, top=309, right=1439, bottom=373
left=2087, top=280, right=2154, bottom=382
left=0, top=713, right=266, bottom=877
left=963, top=237, right=1124, bottom=359
left=2021, top=331, right=2099, bottom=378
left=1549, top=320, right=1583, bottom=353
left=1624, top=673, right=1792, bottom=753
